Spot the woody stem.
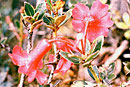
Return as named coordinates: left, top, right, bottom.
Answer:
left=47, top=30, right=58, bottom=85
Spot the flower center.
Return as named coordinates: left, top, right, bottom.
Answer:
left=84, top=14, right=94, bottom=22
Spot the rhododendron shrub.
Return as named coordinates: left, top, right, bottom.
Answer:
left=8, top=0, right=114, bottom=86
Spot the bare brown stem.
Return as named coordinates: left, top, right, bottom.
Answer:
left=47, top=31, right=59, bottom=86
left=105, top=40, right=128, bottom=66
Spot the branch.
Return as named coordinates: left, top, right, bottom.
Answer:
left=104, top=40, right=128, bottom=66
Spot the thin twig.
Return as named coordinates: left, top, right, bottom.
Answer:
left=47, top=66, right=54, bottom=84
left=19, top=74, right=25, bottom=87
left=47, top=31, right=59, bottom=85
left=27, top=32, right=33, bottom=53
left=104, top=40, right=128, bottom=66
left=47, top=40, right=57, bottom=85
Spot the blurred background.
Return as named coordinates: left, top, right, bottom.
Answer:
left=0, top=0, right=130, bottom=87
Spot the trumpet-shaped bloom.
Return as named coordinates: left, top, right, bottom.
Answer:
left=48, top=37, right=76, bottom=75
left=72, top=0, right=113, bottom=42
left=8, top=39, right=52, bottom=85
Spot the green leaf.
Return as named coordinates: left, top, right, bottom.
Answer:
left=60, top=51, right=80, bottom=64
left=107, top=63, right=115, bottom=75
left=72, top=81, right=97, bottom=87
left=93, top=66, right=99, bottom=78
left=70, top=0, right=77, bottom=4
left=85, top=39, right=91, bottom=54
left=108, top=73, right=115, bottom=80
left=88, top=65, right=100, bottom=83
left=24, top=2, right=35, bottom=16
left=43, top=16, right=52, bottom=25
left=85, top=51, right=99, bottom=62
left=35, top=3, right=46, bottom=20
left=47, top=0, right=52, bottom=10
left=23, top=16, right=35, bottom=24
left=53, top=0, right=57, bottom=2
left=33, top=11, right=40, bottom=19
left=59, top=9, right=72, bottom=26
left=0, top=38, right=7, bottom=44
left=37, top=11, right=45, bottom=20
left=124, top=30, right=130, bottom=39
left=87, top=68, right=95, bottom=80
left=47, top=16, right=54, bottom=24
left=35, top=3, right=43, bottom=12
left=100, top=72, right=106, bottom=80
left=90, top=36, right=104, bottom=54
left=14, top=20, right=20, bottom=28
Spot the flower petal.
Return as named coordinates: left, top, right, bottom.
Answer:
left=48, top=54, right=55, bottom=70
left=27, top=39, right=52, bottom=74
left=87, top=27, right=109, bottom=42
left=36, top=70, right=48, bottom=85
left=28, top=70, right=37, bottom=83
left=54, top=58, right=64, bottom=73
left=54, top=58, right=73, bottom=75
left=18, top=65, right=28, bottom=74
left=99, top=12, right=114, bottom=27
left=60, top=58, right=73, bottom=75
left=72, top=3, right=89, bottom=20
left=91, top=0, right=109, bottom=18
left=72, top=19, right=85, bottom=32
left=8, top=45, right=28, bottom=66
left=38, top=60, right=43, bottom=69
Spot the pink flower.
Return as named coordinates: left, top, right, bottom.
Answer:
left=72, top=0, right=113, bottom=42
left=8, top=39, right=52, bottom=85
left=22, top=39, right=52, bottom=75
left=48, top=54, right=73, bottom=75
left=48, top=37, right=76, bottom=75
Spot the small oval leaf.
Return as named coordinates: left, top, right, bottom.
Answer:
left=24, top=2, right=35, bottom=16
left=55, top=15, right=66, bottom=27
left=14, top=20, right=20, bottom=28
left=124, top=30, right=130, bottom=39
left=107, top=63, right=115, bottom=74
left=123, top=12, right=130, bottom=24
left=23, top=16, right=35, bottom=24
left=60, top=51, right=80, bottom=64
left=85, top=51, right=99, bottom=62
left=43, top=16, right=52, bottom=25
left=90, top=36, right=104, bottom=54
left=37, top=11, right=45, bottom=20
left=108, top=74, right=115, bottom=80
left=30, top=20, right=42, bottom=32
left=59, top=9, right=72, bottom=26
left=35, top=3, right=46, bottom=20
left=115, top=22, right=128, bottom=29
left=88, top=65, right=100, bottom=83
